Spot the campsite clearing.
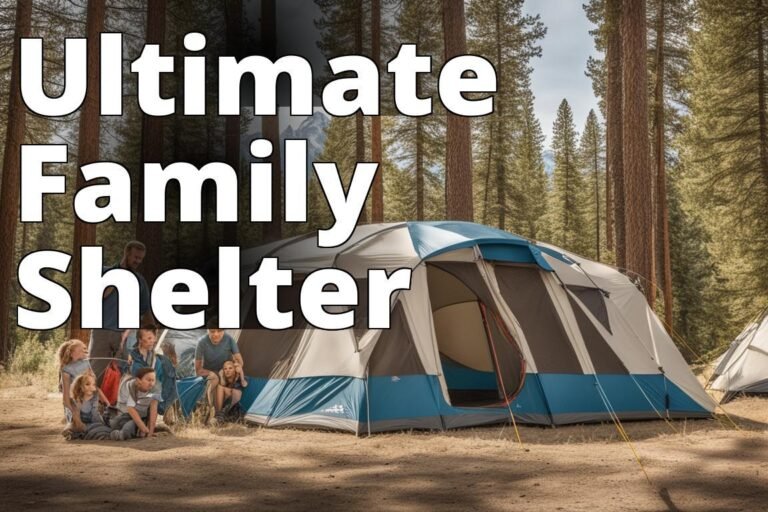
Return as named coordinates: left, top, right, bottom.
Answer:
left=1, top=385, right=766, bottom=511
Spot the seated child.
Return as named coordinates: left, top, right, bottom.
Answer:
left=128, top=326, right=178, bottom=415
left=64, top=373, right=113, bottom=441
left=57, top=339, right=107, bottom=423
left=214, top=360, right=248, bottom=423
left=110, top=367, right=160, bottom=441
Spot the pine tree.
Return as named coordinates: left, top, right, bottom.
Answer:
left=69, top=0, right=107, bottom=342
left=467, top=0, right=545, bottom=229
left=681, top=0, right=768, bottom=332
left=509, top=88, right=547, bottom=239
left=543, top=100, right=589, bottom=254
left=442, top=0, right=473, bottom=221
left=579, top=109, right=606, bottom=261
left=622, top=0, right=654, bottom=305
left=0, top=0, right=32, bottom=361
left=385, top=0, right=445, bottom=221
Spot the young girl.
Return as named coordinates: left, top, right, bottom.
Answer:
left=214, top=360, right=248, bottom=423
left=65, top=373, right=113, bottom=440
left=58, top=339, right=108, bottom=423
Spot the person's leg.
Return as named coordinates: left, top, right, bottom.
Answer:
left=215, top=385, right=225, bottom=413
left=230, top=389, right=242, bottom=406
left=89, top=330, right=122, bottom=385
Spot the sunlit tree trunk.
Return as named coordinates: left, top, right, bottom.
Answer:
left=70, top=0, right=107, bottom=341
left=136, top=0, right=167, bottom=283
left=0, top=0, right=32, bottom=362
left=622, top=0, right=655, bottom=305
left=443, top=0, right=473, bottom=221
left=370, top=0, right=383, bottom=222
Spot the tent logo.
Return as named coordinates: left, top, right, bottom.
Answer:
left=391, top=376, right=401, bottom=382
left=321, top=404, right=346, bottom=415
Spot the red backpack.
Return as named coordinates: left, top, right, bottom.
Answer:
left=100, top=361, right=121, bottom=405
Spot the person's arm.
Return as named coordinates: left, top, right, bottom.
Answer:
left=97, top=388, right=110, bottom=406
left=146, top=400, right=158, bottom=436
left=233, top=352, right=244, bottom=368
left=237, top=365, right=248, bottom=387
left=195, top=358, right=211, bottom=377
left=127, top=406, right=149, bottom=436
left=61, top=373, right=77, bottom=413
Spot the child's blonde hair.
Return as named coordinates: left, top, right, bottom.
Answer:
left=70, top=372, right=96, bottom=402
left=57, top=339, right=87, bottom=369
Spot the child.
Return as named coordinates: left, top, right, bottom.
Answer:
left=110, top=367, right=160, bottom=441
left=65, top=373, right=113, bottom=441
left=214, top=360, right=248, bottom=423
left=58, top=339, right=108, bottom=423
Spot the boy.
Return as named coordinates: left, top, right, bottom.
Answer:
left=110, top=367, right=160, bottom=440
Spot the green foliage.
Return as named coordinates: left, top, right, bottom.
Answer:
left=2, top=335, right=59, bottom=391
left=467, top=0, right=545, bottom=231
left=578, top=109, right=607, bottom=261
left=541, top=100, right=590, bottom=255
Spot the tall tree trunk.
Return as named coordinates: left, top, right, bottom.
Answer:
left=260, top=0, right=282, bottom=242
left=370, top=0, right=383, bottom=222
left=758, top=0, right=768, bottom=197
left=0, top=0, right=32, bottom=362
left=136, top=0, right=167, bottom=284
left=416, top=116, right=425, bottom=220
left=654, top=0, right=673, bottom=329
left=223, top=0, right=244, bottom=244
left=606, top=0, right=623, bottom=265
left=442, top=0, right=473, bottom=221
left=494, top=3, right=505, bottom=230
left=356, top=0, right=367, bottom=224
left=622, top=0, right=654, bottom=306
left=482, top=126, right=493, bottom=225
left=70, top=0, right=107, bottom=342
left=594, top=130, right=601, bottom=262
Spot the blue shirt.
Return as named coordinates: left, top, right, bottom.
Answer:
left=101, top=264, right=150, bottom=331
left=195, top=333, right=239, bottom=373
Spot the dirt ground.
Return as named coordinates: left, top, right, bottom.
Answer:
left=0, top=386, right=766, bottom=511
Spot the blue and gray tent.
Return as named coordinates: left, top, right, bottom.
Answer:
left=163, top=222, right=714, bottom=433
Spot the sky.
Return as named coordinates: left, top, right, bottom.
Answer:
left=524, top=0, right=603, bottom=148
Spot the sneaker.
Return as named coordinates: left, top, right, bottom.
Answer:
left=213, top=412, right=225, bottom=425
left=110, top=430, right=126, bottom=441
left=61, top=427, right=73, bottom=441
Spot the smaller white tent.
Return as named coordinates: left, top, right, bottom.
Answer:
left=709, top=307, right=768, bottom=402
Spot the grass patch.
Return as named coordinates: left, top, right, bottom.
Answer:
left=0, top=335, right=61, bottom=392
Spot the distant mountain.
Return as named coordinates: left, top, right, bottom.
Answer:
left=280, top=110, right=329, bottom=163
left=241, top=110, right=330, bottom=166
left=542, top=149, right=555, bottom=176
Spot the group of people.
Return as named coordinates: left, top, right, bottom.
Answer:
left=57, top=240, right=248, bottom=441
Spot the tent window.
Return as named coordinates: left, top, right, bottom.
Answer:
left=494, top=265, right=583, bottom=374
left=238, top=328, right=304, bottom=379
left=567, top=296, right=627, bottom=374
left=566, top=285, right=612, bottom=333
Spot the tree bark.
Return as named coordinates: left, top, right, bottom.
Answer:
left=416, top=116, right=425, bottom=220
left=442, top=0, right=473, bottom=221
left=356, top=0, right=367, bottom=224
left=494, top=3, right=505, bottom=230
left=593, top=126, right=601, bottom=262
left=136, top=0, right=167, bottom=283
left=70, top=0, right=107, bottom=342
left=370, top=0, right=383, bottom=222
left=606, top=0, right=623, bottom=265
left=223, top=0, right=245, bottom=244
left=654, top=0, right=673, bottom=329
left=622, top=0, right=654, bottom=306
left=0, top=0, right=32, bottom=362
left=758, top=0, right=768, bottom=199
left=260, top=0, right=283, bottom=242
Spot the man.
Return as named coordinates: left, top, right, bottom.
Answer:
left=195, top=317, right=243, bottom=418
left=89, top=240, right=154, bottom=384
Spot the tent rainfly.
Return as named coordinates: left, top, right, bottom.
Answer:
left=163, top=222, right=714, bottom=433
left=708, top=307, right=768, bottom=403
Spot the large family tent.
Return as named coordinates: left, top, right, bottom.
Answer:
left=708, top=307, right=768, bottom=402
left=171, top=222, right=713, bottom=433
